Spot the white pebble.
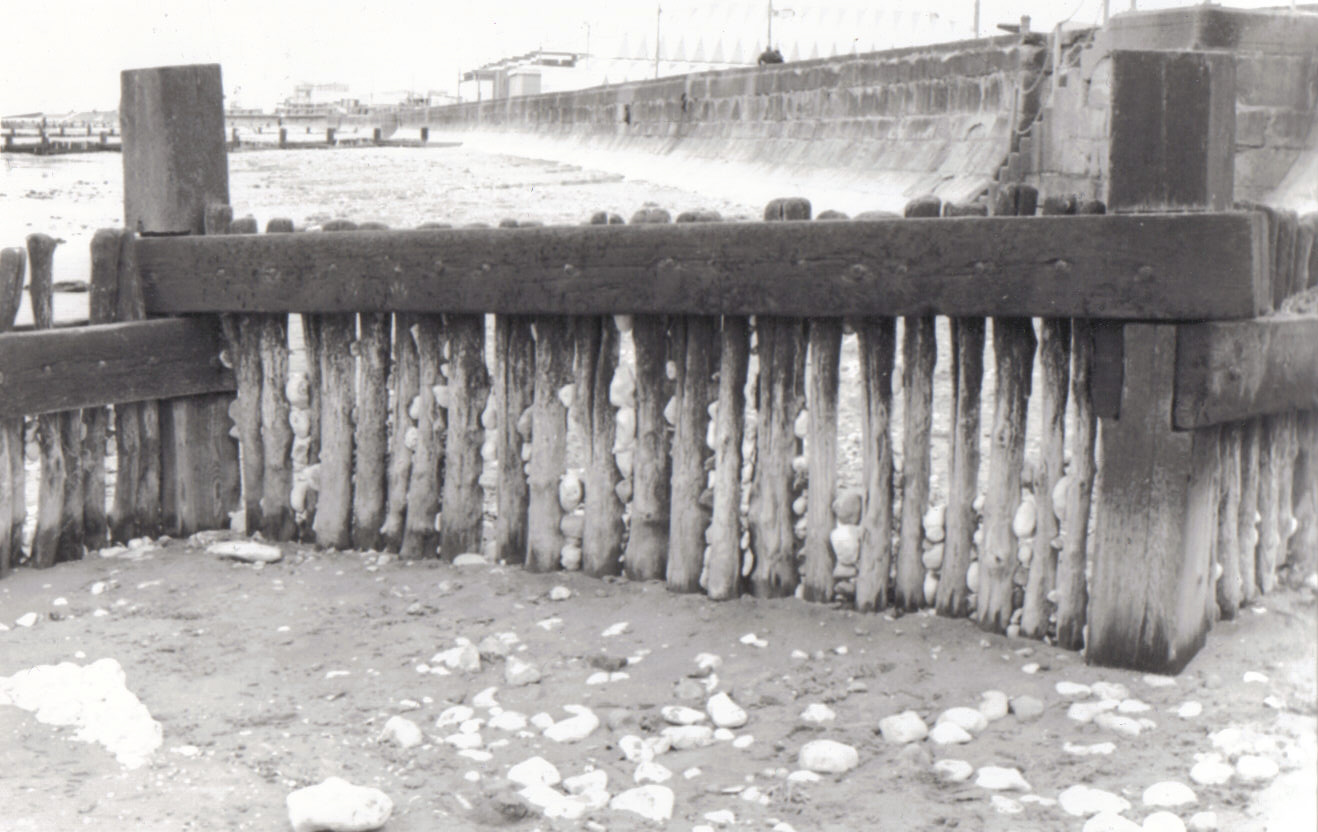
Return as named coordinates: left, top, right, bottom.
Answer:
left=732, top=735, right=754, bottom=749
left=1234, top=754, right=1279, bottom=782
left=1059, top=784, right=1131, bottom=816
left=1094, top=711, right=1144, bottom=737
left=878, top=711, right=928, bottom=744
left=1056, top=680, right=1093, bottom=699
left=1241, top=671, right=1269, bottom=684
left=1068, top=700, right=1120, bottom=723
left=798, top=739, right=859, bottom=774
left=1176, top=701, right=1202, bottom=719
left=563, top=769, right=608, bottom=795
left=1012, top=497, right=1037, bottom=538
left=929, top=722, right=973, bottom=745
left=1083, top=812, right=1143, bottom=832
left=609, top=786, right=674, bottom=823
left=1142, top=781, right=1196, bottom=808
left=991, top=795, right=1024, bottom=815
left=1091, top=682, right=1130, bottom=701
left=739, top=632, right=768, bottom=648
left=549, top=585, right=572, bottom=601
left=602, top=621, right=630, bottom=637
left=800, top=703, right=836, bottom=724
left=1187, top=811, right=1218, bottom=831
left=15, top=612, right=37, bottom=628
left=661, top=705, right=707, bottom=726
left=381, top=716, right=423, bottom=749
left=1064, top=742, right=1117, bottom=756
left=974, top=766, right=1030, bottom=792
left=543, top=705, right=599, bottom=743
left=707, top=692, right=748, bottom=729
left=923, top=504, right=946, bottom=542
left=932, top=759, right=974, bottom=783
left=1189, top=754, right=1233, bottom=786
left=978, top=690, right=1009, bottom=722
left=508, top=756, right=562, bottom=788
left=787, top=770, right=822, bottom=783
left=286, top=777, right=392, bottom=832
left=937, top=707, right=989, bottom=735
left=662, top=725, right=715, bottom=750
left=633, top=760, right=673, bottom=784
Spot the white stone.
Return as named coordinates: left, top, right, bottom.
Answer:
left=829, top=525, right=860, bottom=566
left=739, top=632, right=768, bottom=648
left=932, top=759, right=974, bottom=783
left=991, top=795, right=1024, bottom=815
left=662, top=725, right=715, bottom=750
left=445, top=732, right=482, bottom=749
left=1234, top=754, right=1279, bottom=782
left=878, top=710, right=929, bottom=744
left=1021, top=662, right=1040, bottom=675
left=683, top=767, right=702, bottom=780
left=1059, top=785, right=1132, bottom=817
left=544, top=705, right=599, bottom=743
left=450, top=553, right=486, bottom=567
left=694, top=652, right=723, bottom=671
left=1068, top=699, right=1120, bottom=723
left=1242, top=671, right=1269, bottom=684
left=435, top=705, right=474, bottom=728
left=1143, top=674, right=1177, bottom=688
left=922, top=544, right=945, bottom=571
left=1094, top=712, right=1144, bottom=737
left=787, top=770, right=822, bottom=783
left=1189, top=755, right=1233, bottom=786
left=563, top=769, right=608, bottom=795
left=798, top=740, right=859, bottom=774
left=286, top=777, right=393, bottom=832
left=732, top=735, right=754, bottom=749
left=1092, top=682, right=1131, bottom=701
left=518, top=783, right=582, bottom=820
left=609, top=785, right=674, bottom=823
left=975, top=766, right=1030, bottom=792
left=15, top=613, right=38, bottom=628
left=937, top=706, right=989, bottom=735
left=1056, top=681, right=1094, bottom=699
left=1142, top=781, right=1196, bottom=808
left=1118, top=699, right=1152, bottom=714
left=1187, top=811, right=1218, bottom=831
left=1083, top=813, right=1142, bottom=832
left=585, top=671, right=611, bottom=686
left=800, top=703, right=835, bottom=724
left=978, top=690, right=1009, bottom=722
left=602, top=621, right=630, bottom=637
left=619, top=735, right=652, bottom=764
left=504, top=656, right=541, bottom=687
left=929, top=722, right=973, bottom=745
left=923, top=504, right=946, bottom=542
left=713, top=727, right=735, bottom=741
left=209, top=541, right=283, bottom=563
left=548, top=585, right=572, bottom=601
left=431, top=643, right=480, bottom=673
left=1143, top=811, right=1187, bottom=832
left=633, top=760, right=673, bottom=783
left=558, top=473, right=583, bottom=512
left=662, top=705, right=707, bottom=725
left=508, top=756, right=561, bottom=788
left=458, top=749, right=492, bottom=762
left=704, top=809, right=736, bottom=825
left=706, top=692, right=748, bottom=729
left=381, top=716, right=423, bottom=749
left=1012, top=498, right=1037, bottom=539
left=1064, top=742, right=1117, bottom=756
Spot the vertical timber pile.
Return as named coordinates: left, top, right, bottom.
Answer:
left=800, top=207, right=843, bottom=603
left=493, top=311, right=533, bottom=564
left=1020, top=196, right=1073, bottom=637
left=935, top=201, right=986, bottom=618
left=748, top=197, right=810, bottom=598
left=894, top=195, right=941, bottom=609
left=706, top=272, right=751, bottom=601
left=260, top=218, right=296, bottom=541
left=441, top=307, right=489, bottom=560
left=26, top=234, right=75, bottom=567
left=977, top=184, right=1037, bottom=633
left=1087, top=51, right=1236, bottom=672
left=854, top=226, right=896, bottom=612
left=0, top=247, right=25, bottom=572
left=220, top=217, right=264, bottom=536
left=624, top=207, right=674, bottom=581
left=1055, top=198, right=1105, bottom=650
left=527, top=301, right=571, bottom=572
left=82, top=231, right=120, bottom=551
left=579, top=214, right=625, bottom=577
left=353, top=223, right=392, bottom=552
left=401, top=312, right=445, bottom=559
left=667, top=210, right=722, bottom=593
left=122, top=64, right=238, bottom=537
left=313, top=219, right=359, bottom=550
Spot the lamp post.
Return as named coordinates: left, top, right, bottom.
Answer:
left=655, top=4, right=662, bottom=78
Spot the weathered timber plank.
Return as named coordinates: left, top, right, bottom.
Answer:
left=400, top=317, right=443, bottom=559
left=1057, top=320, right=1096, bottom=650
left=26, top=234, right=67, bottom=568
left=0, top=318, right=233, bottom=418
left=109, top=232, right=145, bottom=542
left=854, top=316, right=896, bottom=612
left=668, top=314, right=719, bottom=593
left=1173, top=315, right=1318, bottom=428
left=132, top=213, right=1268, bottom=320
left=81, top=230, right=119, bottom=551
left=801, top=317, right=841, bottom=603
left=0, top=247, right=25, bottom=573
left=527, top=315, right=571, bottom=572
left=936, top=316, right=984, bottom=618
left=381, top=312, right=419, bottom=552
left=353, top=310, right=390, bottom=551
left=624, top=207, right=675, bottom=582
left=1216, top=425, right=1243, bottom=618
left=440, top=313, right=489, bottom=560
left=493, top=316, right=533, bottom=564
left=582, top=317, right=624, bottom=578
left=1290, top=413, right=1317, bottom=579
left=894, top=329, right=937, bottom=608
left=1088, top=325, right=1218, bottom=673
left=1238, top=419, right=1262, bottom=603
left=258, top=218, right=296, bottom=541
left=706, top=316, right=749, bottom=601
left=1020, top=316, right=1068, bottom=637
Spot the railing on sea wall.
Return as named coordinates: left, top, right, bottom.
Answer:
left=0, top=58, right=1314, bottom=676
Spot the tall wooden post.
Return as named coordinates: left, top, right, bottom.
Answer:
left=1087, top=50, right=1239, bottom=673
left=120, top=64, right=240, bottom=536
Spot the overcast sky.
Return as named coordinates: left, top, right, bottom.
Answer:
left=0, top=0, right=1290, bottom=114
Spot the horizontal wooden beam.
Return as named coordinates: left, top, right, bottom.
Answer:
left=1174, top=314, right=1318, bottom=428
left=0, top=317, right=234, bottom=418
left=133, top=213, right=1268, bottom=320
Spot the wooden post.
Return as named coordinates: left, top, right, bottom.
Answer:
left=26, top=234, right=68, bottom=567
left=440, top=312, right=489, bottom=559
left=526, top=314, right=571, bottom=571
left=706, top=313, right=750, bottom=601
left=83, top=230, right=123, bottom=552
left=893, top=195, right=941, bottom=609
left=312, top=220, right=358, bottom=550
left=624, top=207, right=674, bottom=581
left=493, top=314, right=534, bottom=563
left=936, top=201, right=986, bottom=618
left=1087, top=50, right=1236, bottom=673
left=122, top=64, right=239, bottom=537
left=0, top=247, right=25, bottom=573
left=748, top=197, right=811, bottom=598
left=259, top=219, right=297, bottom=541
left=401, top=316, right=444, bottom=558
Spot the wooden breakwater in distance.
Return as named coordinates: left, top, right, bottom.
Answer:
left=0, top=58, right=1315, bottom=675
left=224, top=123, right=456, bottom=152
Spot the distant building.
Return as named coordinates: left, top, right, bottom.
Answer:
left=276, top=83, right=367, bottom=117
